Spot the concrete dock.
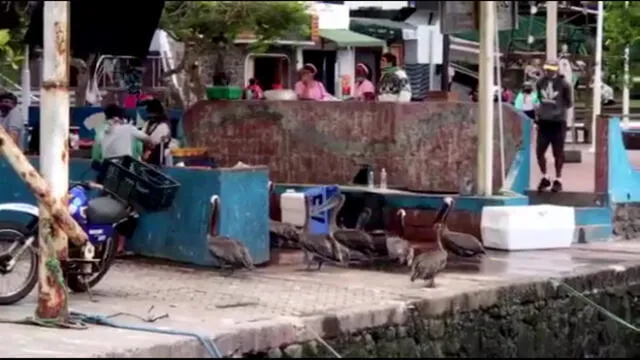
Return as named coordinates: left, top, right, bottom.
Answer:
left=2, top=241, right=640, bottom=358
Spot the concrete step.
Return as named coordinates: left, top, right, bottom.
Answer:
left=525, top=190, right=608, bottom=207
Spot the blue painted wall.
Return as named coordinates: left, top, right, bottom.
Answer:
left=28, top=106, right=184, bottom=141
left=505, top=109, right=532, bottom=195
left=607, top=118, right=640, bottom=203
left=0, top=158, right=269, bottom=266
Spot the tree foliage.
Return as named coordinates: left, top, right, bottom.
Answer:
left=160, top=1, right=310, bottom=53
left=604, top=1, right=640, bottom=86
left=0, top=1, right=33, bottom=71
left=159, top=1, right=310, bottom=104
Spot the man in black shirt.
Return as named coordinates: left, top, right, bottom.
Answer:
left=534, top=61, right=573, bottom=193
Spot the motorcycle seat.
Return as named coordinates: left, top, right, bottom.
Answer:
left=86, top=196, right=128, bottom=224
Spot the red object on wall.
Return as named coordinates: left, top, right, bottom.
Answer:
left=311, top=14, right=320, bottom=43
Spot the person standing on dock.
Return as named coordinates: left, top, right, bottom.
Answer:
left=534, top=61, right=573, bottom=193
left=514, top=81, right=540, bottom=120
left=353, top=63, right=375, bottom=101
left=377, top=52, right=411, bottom=103
left=295, top=63, right=332, bottom=101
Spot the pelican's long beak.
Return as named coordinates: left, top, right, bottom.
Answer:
left=397, top=209, right=406, bottom=229
left=433, top=197, right=455, bottom=225
left=309, top=194, right=342, bottom=216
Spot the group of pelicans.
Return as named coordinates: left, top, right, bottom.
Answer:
left=208, top=184, right=486, bottom=287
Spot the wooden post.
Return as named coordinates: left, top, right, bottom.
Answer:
left=594, top=115, right=609, bottom=193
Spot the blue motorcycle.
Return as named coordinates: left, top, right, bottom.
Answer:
left=0, top=181, right=139, bottom=305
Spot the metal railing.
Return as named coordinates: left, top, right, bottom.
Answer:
left=94, top=55, right=167, bottom=90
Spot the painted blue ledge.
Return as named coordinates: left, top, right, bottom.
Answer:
left=573, top=207, right=612, bottom=243
left=275, top=184, right=529, bottom=213
left=607, top=117, right=640, bottom=203
left=0, top=158, right=269, bottom=266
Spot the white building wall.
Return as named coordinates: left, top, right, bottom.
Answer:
left=310, top=2, right=350, bottom=29
left=309, top=2, right=356, bottom=97
left=347, top=2, right=444, bottom=65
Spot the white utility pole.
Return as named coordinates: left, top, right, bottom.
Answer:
left=477, top=1, right=496, bottom=196
left=41, top=2, right=70, bottom=213
left=546, top=1, right=558, bottom=62
left=623, top=1, right=630, bottom=125
left=37, top=1, right=71, bottom=319
left=589, top=1, right=604, bottom=153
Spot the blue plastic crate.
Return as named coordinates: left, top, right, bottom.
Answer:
left=304, top=185, right=340, bottom=235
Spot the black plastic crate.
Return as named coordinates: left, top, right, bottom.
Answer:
left=100, top=156, right=181, bottom=212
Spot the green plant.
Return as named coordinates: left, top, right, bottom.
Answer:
left=604, top=1, right=640, bottom=87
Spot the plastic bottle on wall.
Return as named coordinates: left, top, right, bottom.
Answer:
left=380, top=168, right=387, bottom=189
left=367, top=169, right=374, bottom=188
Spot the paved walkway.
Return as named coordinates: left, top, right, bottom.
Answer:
left=529, top=142, right=640, bottom=192
left=2, top=241, right=640, bottom=357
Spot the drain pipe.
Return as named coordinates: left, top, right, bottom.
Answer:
left=20, top=45, right=31, bottom=133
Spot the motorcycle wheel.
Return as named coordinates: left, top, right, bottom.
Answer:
left=0, top=221, right=38, bottom=305
left=67, top=235, right=117, bottom=293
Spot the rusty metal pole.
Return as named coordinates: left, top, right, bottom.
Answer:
left=36, top=1, right=71, bottom=321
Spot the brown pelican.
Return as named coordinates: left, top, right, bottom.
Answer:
left=207, top=195, right=255, bottom=276
left=267, top=181, right=303, bottom=248
left=298, top=195, right=348, bottom=271
left=362, top=209, right=414, bottom=265
left=434, top=197, right=486, bottom=258
left=410, top=223, right=448, bottom=288
left=329, top=195, right=378, bottom=260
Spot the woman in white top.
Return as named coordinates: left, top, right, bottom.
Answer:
left=100, top=104, right=155, bottom=159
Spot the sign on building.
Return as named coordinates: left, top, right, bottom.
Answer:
left=440, top=1, right=518, bottom=34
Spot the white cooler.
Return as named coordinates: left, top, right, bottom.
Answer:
left=481, top=205, right=575, bottom=251
left=280, top=190, right=307, bottom=227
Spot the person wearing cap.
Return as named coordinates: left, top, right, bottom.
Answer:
left=534, top=60, right=573, bottom=193
left=141, top=99, right=172, bottom=166
left=377, top=52, right=411, bottom=103
left=353, top=63, right=376, bottom=101
left=514, top=81, right=540, bottom=120
left=295, top=63, right=332, bottom=101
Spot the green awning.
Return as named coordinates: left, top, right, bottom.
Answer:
left=319, top=29, right=385, bottom=48
left=350, top=17, right=417, bottom=42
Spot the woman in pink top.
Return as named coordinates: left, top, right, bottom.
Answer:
left=295, top=63, right=331, bottom=101
left=353, top=63, right=376, bottom=101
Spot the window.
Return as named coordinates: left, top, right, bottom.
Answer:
left=244, top=54, right=291, bottom=90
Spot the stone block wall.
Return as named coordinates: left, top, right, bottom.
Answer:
left=183, top=101, right=523, bottom=194
left=252, top=266, right=640, bottom=358
left=613, top=203, right=640, bottom=239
